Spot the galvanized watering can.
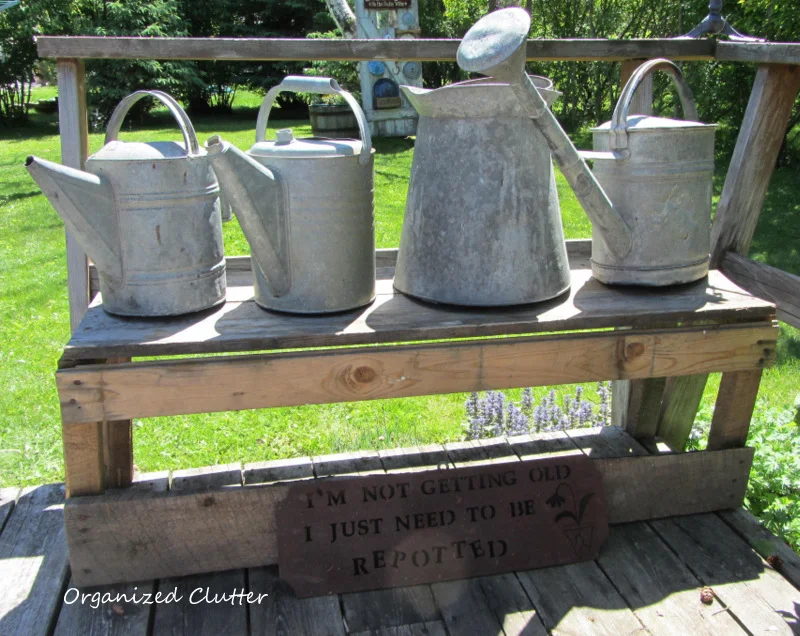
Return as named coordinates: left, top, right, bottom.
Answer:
left=26, top=90, right=226, bottom=316
left=394, top=76, right=572, bottom=306
left=206, top=76, right=375, bottom=314
left=587, top=59, right=715, bottom=285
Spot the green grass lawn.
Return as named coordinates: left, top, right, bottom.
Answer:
left=0, top=90, right=798, bottom=488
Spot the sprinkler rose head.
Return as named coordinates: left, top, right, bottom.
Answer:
left=456, top=8, right=531, bottom=80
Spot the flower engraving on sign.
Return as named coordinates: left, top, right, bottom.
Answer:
left=277, top=455, right=608, bottom=597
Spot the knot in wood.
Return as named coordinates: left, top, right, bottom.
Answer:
left=354, top=366, right=376, bottom=383
left=625, top=342, right=645, bottom=360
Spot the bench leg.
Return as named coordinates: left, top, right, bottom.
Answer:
left=707, top=369, right=763, bottom=451
left=63, top=421, right=105, bottom=497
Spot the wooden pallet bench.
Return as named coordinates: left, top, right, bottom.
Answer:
left=53, top=245, right=779, bottom=588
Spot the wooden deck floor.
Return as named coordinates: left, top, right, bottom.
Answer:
left=2, top=435, right=800, bottom=635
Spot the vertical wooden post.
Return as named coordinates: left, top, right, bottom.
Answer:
left=62, top=422, right=105, bottom=497
left=655, top=64, right=800, bottom=451
left=56, top=59, right=90, bottom=333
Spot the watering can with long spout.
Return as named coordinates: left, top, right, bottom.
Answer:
left=26, top=90, right=226, bottom=316
left=395, top=8, right=714, bottom=305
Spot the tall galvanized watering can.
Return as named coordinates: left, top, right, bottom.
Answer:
left=587, top=59, right=715, bottom=285
left=206, top=76, right=375, bottom=314
left=394, top=75, right=571, bottom=306
left=26, top=90, right=226, bottom=316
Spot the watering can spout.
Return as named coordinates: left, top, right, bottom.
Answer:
left=204, top=136, right=290, bottom=297
left=25, top=155, right=123, bottom=279
left=457, top=8, right=633, bottom=260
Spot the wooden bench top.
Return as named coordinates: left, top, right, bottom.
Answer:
left=62, top=246, right=775, bottom=362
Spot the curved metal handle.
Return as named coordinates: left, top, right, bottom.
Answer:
left=105, top=90, right=200, bottom=155
left=255, top=76, right=372, bottom=166
left=610, top=59, right=699, bottom=151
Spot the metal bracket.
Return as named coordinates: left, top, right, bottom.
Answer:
left=676, top=0, right=764, bottom=42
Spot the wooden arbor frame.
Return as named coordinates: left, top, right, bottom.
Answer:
left=37, top=35, right=800, bottom=585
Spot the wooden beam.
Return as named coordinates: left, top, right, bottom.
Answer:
left=721, top=252, right=800, bottom=329
left=656, top=375, right=708, bottom=451
left=716, top=41, right=800, bottom=65
left=613, top=376, right=667, bottom=439
left=57, top=323, right=777, bottom=425
left=56, top=59, right=90, bottom=332
left=62, top=421, right=104, bottom=497
left=36, top=36, right=716, bottom=62
left=63, top=444, right=754, bottom=588
left=707, top=369, right=764, bottom=450
left=710, top=64, right=800, bottom=268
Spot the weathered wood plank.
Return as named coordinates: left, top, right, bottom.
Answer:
left=62, top=438, right=756, bottom=587
left=350, top=623, right=448, bottom=636
left=56, top=59, right=90, bottom=332
left=516, top=561, right=644, bottom=634
left=612, top=377, right=668, bottom=439
left=710, top=64, right=800, bottom=268
left=721, top=251, right=800, bottom=329
left=476, top=573, right=548, bottom=636
left=37, top=36, right=716, bottom=62
left=656, top=374, right=709, bottom=451
left=103, top=418, right=133, bottom=489
left=707, top=369, right=763, bottom=450
left=716, top=41, right=800, bottom=65
left=244, top=457, right=314, bottom=484
left=62, top=421, right=104, bottom=496
left=61, top=265, right=774, bottom=362
left=597, top=523, right=745, bottom=634
left=596, top=447, right=754, bottom=523
left=248, top=566, right=346, bottom=636
left=651, top=513, right=800, bottom=634
left=718, top=507, right=800, bottom=590
left=57, top=322, right=777, bottom=425
left=53, top=475, right=168, bottom=636
left=0, top=488, right=19, bottom=533
left=0, top=485, right=69, bottom=636
left=151, top=465, right=248, bottom=636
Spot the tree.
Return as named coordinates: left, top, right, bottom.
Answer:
left=0, top=0, right=73, bottom=124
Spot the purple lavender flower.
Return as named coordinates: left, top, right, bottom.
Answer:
left=522, top=387, right=534, bottom=414
left=466, top=392, right=480, bottom=419
left=506, top=402, right=529, bottom=437
left=578, top=401, right=593, bottom=426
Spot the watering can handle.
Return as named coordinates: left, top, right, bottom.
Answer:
left=105, top=90, right=200, bottom=155
left=610, top=59, right=699, bottom=151
left=255, top=76, right=372, bottom=166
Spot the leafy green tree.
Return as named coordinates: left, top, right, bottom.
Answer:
left=74, top=0, right=201, bottom=125
left=0, top=0, right=73, bottom=124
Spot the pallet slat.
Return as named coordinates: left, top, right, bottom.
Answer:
left=57, top=322, right=777, bottom=425
left=62, top=266, right=774, bottom=362
left=63, top=433, right=754, bottom=588
left=36, top=36, right=717, bottom=62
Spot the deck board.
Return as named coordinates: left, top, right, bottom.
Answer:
left=0, top=485, right=69, bottom=636
left=62, top=257, right=774, bottom=362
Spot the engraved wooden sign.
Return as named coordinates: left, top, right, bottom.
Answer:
left=277, top=455, right=608, bottom=597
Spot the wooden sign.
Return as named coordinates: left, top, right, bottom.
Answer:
left=364, top=0, right=411, bottom=8
left=277, top=456, right=608, bottom=597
